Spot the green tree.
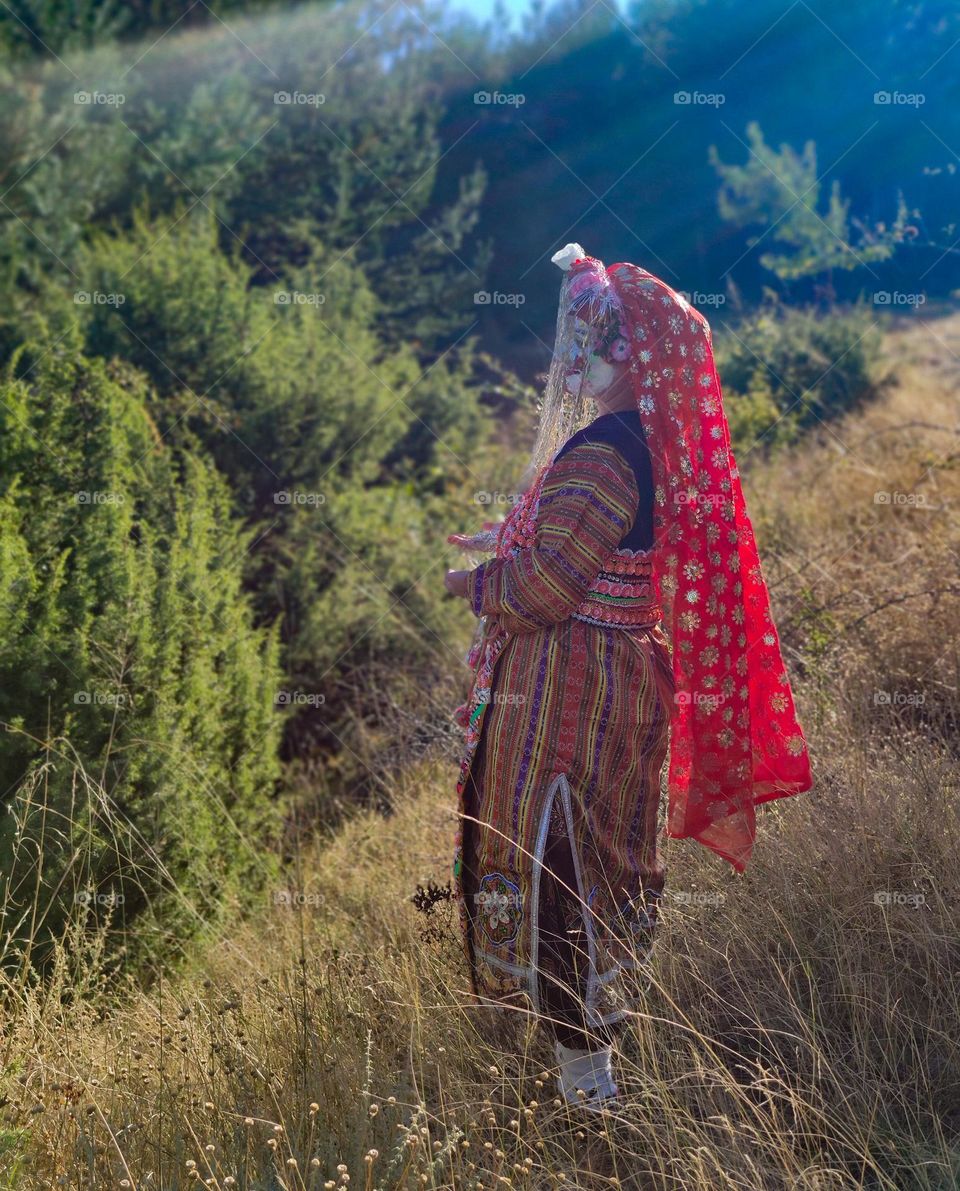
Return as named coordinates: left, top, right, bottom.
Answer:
left=0, top=331, right=285, bottom=971
left=709, top=121, right=912, bottom=285
left=0, top=0, right=314, bottom=58
left=67, top=206, right=493, bottom=793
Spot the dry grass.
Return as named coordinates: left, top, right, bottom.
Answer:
left=0, top=312, right=958, bottom=1190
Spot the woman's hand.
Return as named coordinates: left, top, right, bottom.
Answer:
left=444, top=569, right=471, bottom=598
left=447, top=522, right=499, bottom=552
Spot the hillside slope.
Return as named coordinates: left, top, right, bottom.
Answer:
left=3, top=312, right=959, bottom=1191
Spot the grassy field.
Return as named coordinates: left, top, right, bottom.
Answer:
left=1, top=312, right=958, bottom=1190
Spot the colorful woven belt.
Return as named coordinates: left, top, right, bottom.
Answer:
left=571, top=548, right=661, bottom=629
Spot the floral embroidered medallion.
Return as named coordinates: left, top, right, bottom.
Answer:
left=475, top=872, right=524, bottom=946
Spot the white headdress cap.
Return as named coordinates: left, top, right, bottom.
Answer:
left=550, top=243, right=588, bottom=272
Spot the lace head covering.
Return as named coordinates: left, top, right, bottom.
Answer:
left=524, top=243, right=633, bottom=482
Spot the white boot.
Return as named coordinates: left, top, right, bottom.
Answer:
left=555, top=1040, right=620, bottom=1112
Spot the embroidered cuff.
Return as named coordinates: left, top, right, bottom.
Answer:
left=466, top=562, right=486, bottom=617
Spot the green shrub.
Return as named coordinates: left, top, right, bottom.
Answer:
left=0, top=333, right=285, bottom=971
left=65, top=206, right=494, bottom=798
left=715, top=299, right=890, bottom=455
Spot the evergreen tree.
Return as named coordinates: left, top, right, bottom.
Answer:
left=68, top=205, right=492, bottom=790
left=0, top=330, right=285, bottom=970
left=709, top=121, right=911, bottom=285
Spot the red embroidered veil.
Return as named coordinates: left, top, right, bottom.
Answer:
left=570, top=249, right=813, bottom=872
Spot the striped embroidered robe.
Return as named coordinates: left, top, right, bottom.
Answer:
left=454, top=421, right=676, bottom=1031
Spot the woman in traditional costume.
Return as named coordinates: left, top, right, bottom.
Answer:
left=444, top=244, right=812, bottom=1111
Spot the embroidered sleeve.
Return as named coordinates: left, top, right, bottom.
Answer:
left=464, top=441, right=638, bottom=631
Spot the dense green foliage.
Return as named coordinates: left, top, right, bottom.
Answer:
left=0, top=332, right=284, bottom=967
left=715, top=298, right=890, bottom=454
left=0, top=3, right=504, bottom=968
left=67, top=207, right=491, bottom=766
left=0, top=0, right=305, bottom=58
